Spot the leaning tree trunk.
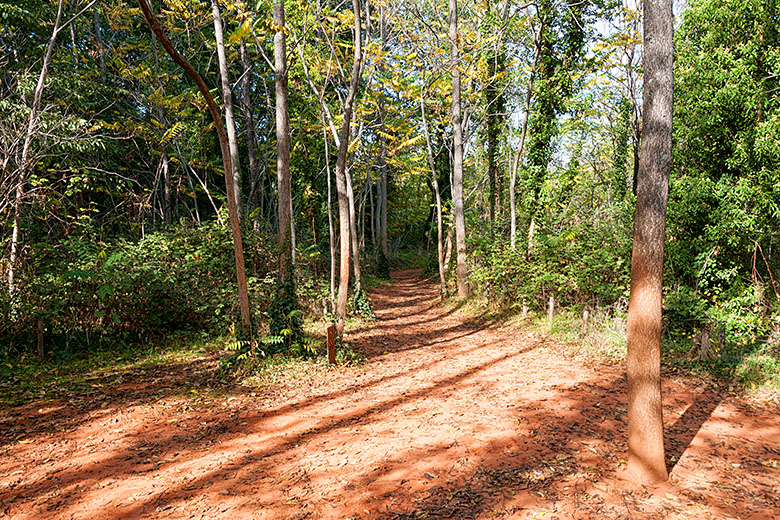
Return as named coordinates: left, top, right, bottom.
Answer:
left=625, top=0, right=673, bottom=485
left=211, top=0, right=242, bottom=219
left=449, top=0, right=468, bottom=298
left=334, top=0, right=363, bottom=336
left=138, top=0, right=251, bottom=334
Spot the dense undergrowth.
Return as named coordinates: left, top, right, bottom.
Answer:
left=461, top=211, right=780, bottom=399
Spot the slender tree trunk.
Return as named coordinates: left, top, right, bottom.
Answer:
left=92, top=6, right=106, bottom=80
left=443, top=226, right=454, bottom=273
left=8, top=0, right=67, bottom=297
left=378, top=6, right=389, bottom=257
left=211, top=0, right=242, bottom=219
left=625, top=0, right=673, bottom=485
left=483, top=0, right=505, bottom=223
left=162, top=151, right=171, bottom=226
left=240, top=37, right=261, bottom=229
left=324, top=122, right=336, bottom=310
left=421, top=95, right=447, bottom=298
left=510, top=40, right=539, bottom=250
left=274, top=2, right=293, bottom=287
left=138, top=0, right=251, bottom=333
left=334, top=0, right=363, bottom=336
left=346, top=164, right=362, bottom=292
left=449, top=0, right=468, bottom=297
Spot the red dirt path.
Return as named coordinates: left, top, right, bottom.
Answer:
left=1, top=269, right=779, bottom=519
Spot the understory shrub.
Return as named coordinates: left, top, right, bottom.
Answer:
left=2, top=221, right=277, bottom=359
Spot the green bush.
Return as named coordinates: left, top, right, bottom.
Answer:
left=2, top=221, right=277, bottom=359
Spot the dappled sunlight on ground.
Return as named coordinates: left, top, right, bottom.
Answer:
left=1, top=270, right=779, bottom=519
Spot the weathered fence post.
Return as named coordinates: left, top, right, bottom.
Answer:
left=326, top=324, right=336, bottom=364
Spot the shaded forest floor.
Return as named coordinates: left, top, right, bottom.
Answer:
left=2, top=269, right=780, bottom=519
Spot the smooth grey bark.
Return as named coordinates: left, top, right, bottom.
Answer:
left=625, top=0, right=673, bottom=485
left=334, top=0, right=363, bottom=336
left=449, top=0, right=468, bottom=297
left=211, top=0, right=242, bottom=219
left=274, top=1, right=293, bottom=285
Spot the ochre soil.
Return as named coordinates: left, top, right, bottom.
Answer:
left=1, top=270, right=779, bottom=519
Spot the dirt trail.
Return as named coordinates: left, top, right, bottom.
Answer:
left=1, top=269, right=779, bottom=519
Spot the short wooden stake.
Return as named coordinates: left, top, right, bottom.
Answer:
left=326, top=325, right=336, bottom=364
left=548, top=296, right=555, bottom=331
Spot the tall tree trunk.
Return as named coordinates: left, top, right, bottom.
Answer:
left=378, top=5, right=389, bottom=257
left=324, top=121, right=336, bottom=310
left=510, top=34, right=539, bottom=250
left=211, top=0, right=242, bottom=219
left=334, top=0, right=363, bottom=336
left=138, top=0, right=251, bottom=334
left=274, top=2, right=293, bottom=286
left=449, top=0, right=468, bottom=297
left=421, top=95, right=447, bottom=298
left=483, top=0, right=505, bottom=223
left=625, top=0, right=673, bottom=485
left=149, top=14, right=171, bottom=228
left=240, top=37, right=261, bottom=230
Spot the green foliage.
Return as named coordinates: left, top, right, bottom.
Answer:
left=658, top=0, right=780, bottom=387
left=268, top=278, right=305, bottom=356
left=350, top=286, right=376, bottom=320
left=1, top=222, right=276, bottom=359
left=375, top=249, right=392, bottom=279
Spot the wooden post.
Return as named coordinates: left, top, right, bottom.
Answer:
left=582, top=308, right=590, bottom=335
left=548, top=295, right=554, bottom=331
left=522, top=298, right=527, bottom=319
left=326, top=325, right=336, bottom=364
left=36, top=318, right=44, bottom=361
